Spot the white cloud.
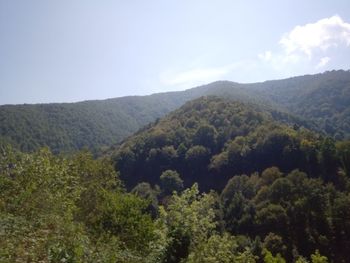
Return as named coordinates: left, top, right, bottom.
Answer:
left=279, top=15, right=350, bottom=57
left=257, top=15, right=350, bottom=74
left=258, top=51, right=272, bottom=61
left=257, top=50, right=301, bottom=72
left=160, top=16, right=350, bottom=88
left=160, top=66, right=231, bottom=86
left=316, top=57, right=331, bottom=68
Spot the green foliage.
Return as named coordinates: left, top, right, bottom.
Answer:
left=185, top=145, right=210, bottom=164
left=1, top=145, right=349, bottom=261
left=160, top=169, right=184, bottom=196
left=0, top=146, right=157, bottom=262
left=193, top=124, right=217, bottom=149
left=311, top=250, right=328, bottom=263
left=163, top=184, right=217, bottom=249
left=156, top=183, right=260, bottom=263
left=295, top=257, right=309, bottom=263
left=0, top=94, right=195, bottom=154
left=263, top=233, right=286, bottom=256
left=113, top=95, right=350, bottom=262
left=0, top=147, right=85, bottom=262
left=261, top=167, right=283, bottom=185
left=263, top=249, right=286, bottom=263
left=114, top=96, right=336, bottom=191
left=186, top=233, right=238, bottom=263
left=158, top=184, right=218, bottom=262
left=218, top=166, right=350, bottom=261
left=2, top=72, right=350, bottom=262
left=249, top=70, right=350, bottom=140
left=336, top=140, right=350, bottom=176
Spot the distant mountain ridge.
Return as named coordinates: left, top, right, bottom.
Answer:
left=1, top=70, right=349, bottom=153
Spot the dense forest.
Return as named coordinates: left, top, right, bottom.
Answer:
left=1, top=94, right=350, bottom=262
left=2, top=145, right=349, bottom=262
left=112, top=97, right=336, bottom=190
left=0, top=94, right=191, bottom=153
left=1, top=70, right=350, bottom=153
left=248, top=70, right=350, bottom=140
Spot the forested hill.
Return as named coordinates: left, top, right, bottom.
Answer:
left=0, top=83, right=260, bottom=153
left=108, top=96, right=350, bottom=261
left=2, top=96, right=350, bottom=262
left=0, top=93, right=190, bottom=153
left=1, top=70, right=350, bottom=153
left=248, top=70, right=350, bottom=139
left=112, top=96, right=343, bottom=191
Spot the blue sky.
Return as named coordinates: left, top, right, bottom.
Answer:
left=0, top=0, right=350, bottom=104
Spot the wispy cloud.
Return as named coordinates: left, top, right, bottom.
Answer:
left=160, top=67, right=229, bottom=86
left=159, top=59, right=258, bottom=88
left=258, top=51, right=272, bottom=61
left=316, top=57, right=331, bottom=68
left=161, top=16, right=350, bottom=88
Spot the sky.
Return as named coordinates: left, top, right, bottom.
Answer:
left=0, top=0, right=350, bottom=105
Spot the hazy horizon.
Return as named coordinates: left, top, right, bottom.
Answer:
left=1, top=1, right=350, bottom=105
left=0, top=69, right=348, bottom=106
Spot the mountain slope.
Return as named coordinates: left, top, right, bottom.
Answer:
left=1, top=70, right=349, bottom=153
left=112, top=96, right=336, bottom=191
left=0, top=94, right=189, bottom=153
left=0, top=80, right=270, bottom=153
left=249, top=70, right=350, bottom=139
